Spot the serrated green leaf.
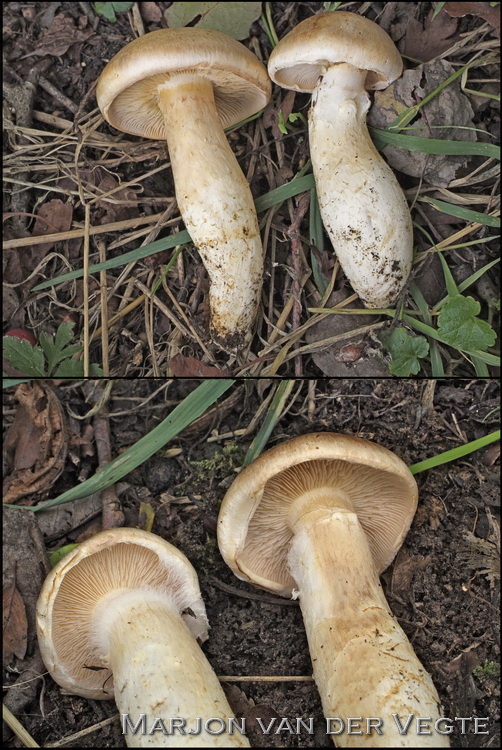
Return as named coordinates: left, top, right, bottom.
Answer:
left=165, top=2, right=262, bottom=40
left=2, top=338, right=46, bottom=377
left=382, top=328, right=429, bottom=376
left=438, top=295, right=497, bottom=351
left=39, top=323, right=80, bottom=375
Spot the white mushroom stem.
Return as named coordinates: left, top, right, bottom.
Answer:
left=288, top=492, right=449, bottom=748
left=157, top=74, right=263, bottom=349
left=309, top=63, right=413, bottom=308
left=93, top=589, right=249, bottom=748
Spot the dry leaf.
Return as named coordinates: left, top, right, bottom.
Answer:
left=444, top=2, right=500, bottom=32
left=3, top=382, right=68, bottom=504
left=369, top=59, right=476, bottom=187
left=403, top=9, right=459, bottom=62
left=140, top=2, right=162, bottom=22
left=33, top=14, right=94, bottom=57
left=3, top=585, right=28, bottom=662
left=169, top=353, right=229, bottom=378
left=31, top=199, right=73, bottom=253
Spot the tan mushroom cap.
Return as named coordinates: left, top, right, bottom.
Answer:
left=268, top=11, right=403, bottom=93
left=217, top=433, right=418, bottom=597
left=96, top=28, right=272, bottom=139
left=36, top=528, right=209, bottom=700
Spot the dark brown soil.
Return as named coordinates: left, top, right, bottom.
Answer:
left=2, top=378, right=500, bottom=748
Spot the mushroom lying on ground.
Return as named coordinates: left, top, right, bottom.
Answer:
left=268, top=12, right=414, bottom=309
left=217, top=433, right=449, bottom=748
left=96, top=29, right=271, bottom=351
left=36, top=528, right=250, bottom=748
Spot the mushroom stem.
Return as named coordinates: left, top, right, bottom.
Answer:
left=288, top=502, right=449, bottom=748
left=309, top=62, right=413, bottom=308
left=157, top=75, right=263, bottom=349
left=94, top=589, right=249, bottom=747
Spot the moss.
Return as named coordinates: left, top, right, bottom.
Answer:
left=473, top=660, right=500, bottom=680
left=182, top=443, right=245, bottom=490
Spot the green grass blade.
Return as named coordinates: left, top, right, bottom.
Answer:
left=254, top=174, right=315, bottom=213
left=5, top=380, right=235, bottom=512
left=408, top=282, right=445, bottom=376
left=421, top=197, right=500, bottom=227
left=243, top=380, right=295, bottom=467
left=33, top=174, right=316, bottom=292
left=409, top=431, right=500, bottom=475
left=370, top=128, right=501, bottom=160
left=437, top=250, right=459, bottom=298
left=33, top=233, right=191, bottom=291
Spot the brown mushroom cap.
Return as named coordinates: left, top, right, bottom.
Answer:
left=36, top=528, right=209, bottom=699
left=268, top=11, right=403, bottom=93
left=96, top=28, right=272, bottom=139
left=217, top=432, right=418, bottom=597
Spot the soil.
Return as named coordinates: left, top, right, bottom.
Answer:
left=2, top=2, right=500, bottom=377
left=2, top=378, right=500, bottom=748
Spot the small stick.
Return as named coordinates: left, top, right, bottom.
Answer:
left=38, top=75, right=78, bottom=114
left=85, top=382, right=125, bottom=530
left=208, top=575, right=299, bottom=607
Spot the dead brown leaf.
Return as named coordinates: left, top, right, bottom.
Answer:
left=94, top=172, right=140, bottom=225
left=404, top=9, right=459, bottom=62
left=3, top=584, right=28, bottom=662
left=3, top=382, right=68, bottom=505
left=31, top=199, right=73, bottom=253
left=169, top=353, right=229, bottom=378
left=32, top=14, right=94, bottom=57
left=140, top=2, right=163, bottom=23
left=444, top=2, right=500, bottom=32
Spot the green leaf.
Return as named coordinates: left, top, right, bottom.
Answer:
left=49, top=544, right=79, bottom=567
left=2, top=337, right=46, bottom=377
left=437, top=295, right=497, bottom=351
left=165, top=2, right=262, bottom=39
left=382, top=328, right=429, bottom=376
left=53, top=358, right=104, bottom=378
left=39, top=323, right=79, bottom=374
left=277, top=110, right=288, bottom=135
left=93, top=2, right=133, bottom=21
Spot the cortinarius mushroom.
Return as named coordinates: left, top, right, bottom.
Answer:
left=217, top=433, right=449, bottom=748
left=96, top=29, right=271, bottom=350
left=36, top=528, right=249, bottom=747
left=268, top=12, right=414, bottom=309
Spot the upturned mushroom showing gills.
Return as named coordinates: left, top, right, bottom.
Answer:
left=217, top=433, right=449, bottom=748
left=36, top=528, right=250, bottom=747
left=268, top=12, right=413, bottom=309
left=96, top=29, right=271, bottom=351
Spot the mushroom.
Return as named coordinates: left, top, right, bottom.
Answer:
left=268, top=12, right=414, bottom=309
left=36, top=528, right=250, bottom=748
left=96, top=29, right=271, bottom=351
left=217, top=433, right=449, bottom=748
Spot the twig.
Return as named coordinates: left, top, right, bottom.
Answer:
left=207, top=575, right=299, bottom=607
left=84, top=381, right=125, bottom=530
left=38, top=76, right=78, bottom=114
